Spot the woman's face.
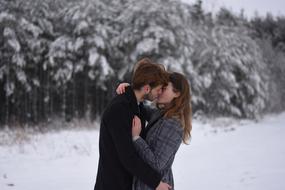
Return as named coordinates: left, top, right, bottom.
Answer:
left=157, top=82, right=180, bottom=104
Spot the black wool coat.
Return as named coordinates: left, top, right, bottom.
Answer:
left=94, top=86, right=161, bottom=190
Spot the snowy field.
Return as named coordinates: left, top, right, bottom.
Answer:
left=1, top=113, right=285, bottom=190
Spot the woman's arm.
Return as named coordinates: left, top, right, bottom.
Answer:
left=133, top=118, right=183, bottom=172
left=107, top=105, right=164, bottom=189
left=116, top=83, right=130, bottom=94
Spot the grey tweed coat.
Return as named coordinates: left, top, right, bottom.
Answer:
left=133, top=110, right=183, bottom=190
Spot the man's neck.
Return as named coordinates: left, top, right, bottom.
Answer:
left=134, top=90, right=144, bottom=103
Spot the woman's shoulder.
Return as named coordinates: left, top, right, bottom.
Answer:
left=158, top=117, right=183, bottom=141
left=161, top=117, right=183, bottom=132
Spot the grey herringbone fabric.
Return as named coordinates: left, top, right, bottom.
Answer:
left=133, top=114, right=183, bottom=190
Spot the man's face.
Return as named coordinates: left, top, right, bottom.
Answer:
left=144, top=85, right=163, bottom=102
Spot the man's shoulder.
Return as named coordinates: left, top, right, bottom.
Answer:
left=104, top=94, right=130, bottom=114
left=110, top=94, right=129, bottom=107
left=101, top=95, right=132, bottom=124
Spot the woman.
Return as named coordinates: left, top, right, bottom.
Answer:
left=117, top=72, right=192, bottom=190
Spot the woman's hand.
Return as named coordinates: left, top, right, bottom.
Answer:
left=116, top=83, right=130, bottom=94
left=132, top=115, right=142, bottom=137
left=156, top=182, right=172, bottom=190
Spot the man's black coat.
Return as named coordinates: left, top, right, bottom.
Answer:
left=94, top=86, right=161, bottom=190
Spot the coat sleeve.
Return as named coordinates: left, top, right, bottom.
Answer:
left=106, top=102, right=161, bottom=188
left=133, top=118, right=183, bottom=172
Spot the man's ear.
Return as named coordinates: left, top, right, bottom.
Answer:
left=143, top=85, right=151, bottom=94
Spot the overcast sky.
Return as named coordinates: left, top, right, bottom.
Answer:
left=181, top=0, right=285, bottom=18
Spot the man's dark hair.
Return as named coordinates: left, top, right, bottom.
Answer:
left=132, top=58, right=168, bottom=90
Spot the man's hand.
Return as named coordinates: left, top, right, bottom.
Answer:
left=156, top=182, right=172, bottom=190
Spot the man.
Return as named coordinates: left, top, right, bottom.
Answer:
left=94, top=58, right=171, bottom=190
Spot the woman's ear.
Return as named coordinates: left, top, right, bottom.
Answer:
left=174, top=92, right=180, bottom=98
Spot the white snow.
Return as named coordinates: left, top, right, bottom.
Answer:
left=1, top=113, right=285, bottom=190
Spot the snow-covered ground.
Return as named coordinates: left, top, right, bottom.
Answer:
left=0, top=113, right=285, bottom=190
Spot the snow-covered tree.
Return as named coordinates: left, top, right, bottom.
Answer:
left=189, top=25, right=268, bottom=118
left=111, top=0, right=196, bottom=79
